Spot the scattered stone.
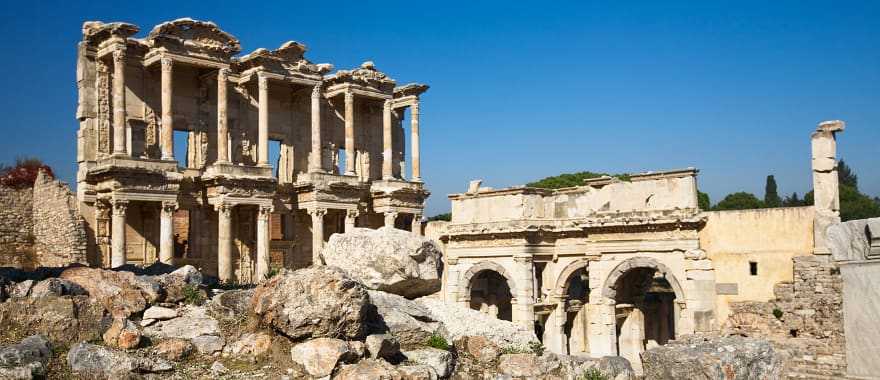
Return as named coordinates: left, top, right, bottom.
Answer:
left=67, top=342, right=172, bottom=379
left=454, top=335, right=500, bottom=363
left=191, top=335, right=225, bottom=355
left=251, top=266, right=371, bottom=340
left=210, top=288, right=254, bottom=318
left=498, top=353, right=553, bottom=378
left=417, top=297, right=538, bottom=348
left=402, top=348, right=454, bottom=378
left=0, top=335, right=52, bottom=379
left=157, top=265, right=202, bottom=303
left=9, top=280, right=34, bottom=298
left=29, top=278, right=64, bottom=298
left=323, top=227, right=443, bottom=298
left=210, top=360, right=227, bottom=375
left=102, top=317, right=141, bottom=349
left=143, top=305, right=178, bottom=320
left=0, top=296, right=104, bottom=345
left=290, top=338, right=357, bottom=378
left=334, top=358, right=402, bottom=380
left=144, top=305, right=219, bottom=339
left=223, top=332, right=273, bottom=358
left=365, top=334, right=400, bottom=361
left=60, top=266, right=161, bottom=318
left=367, top=290, right=445, bottom=346
left=641, top=335, right=784, bottom=380
left=140, top=318, right=156, bottom=327
left=153, top=338, right=193, bottom=361
left=398, top=364, right=438, bottom=380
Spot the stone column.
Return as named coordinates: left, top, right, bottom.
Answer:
left=618, top=306, right=646, bottom=374
left=382, top=99, right=393, bottom=179
left=216, top=68, right=230, bottom=164
left=110, top=198, right=128, bottom=268
left=812, top=120, right=845, bottom=254
left=344, top=91, right=356, bottom=175
left=411, top=213, right=422, bottom=235
left=384, top=211, right=398, bottom=228
left=309, top=208, right=326, bottom=265
left=309, top=83, right=323, bottom=173
left=411, top=100, right=421, bottom=182
left=111, top=49, right=127, bottom=156
left=513, top=255, right=536, bottom=328
left=345, top=209, right=359, bottom=232
left=160, top=57, right=175, bottom=160
left=257, top=73, right=269, bottom=166
left=216, top=203, right=233, bottom=282
left=255, top=205, right=272, bottom=281
left=546, top=296, right=569, bottom=354
left=159, top=201, right=177, bottom=264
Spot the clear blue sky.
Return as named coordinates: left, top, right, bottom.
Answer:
left=1, top=0, right=877, bottom=216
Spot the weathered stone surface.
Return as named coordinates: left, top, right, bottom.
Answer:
left=323, top=227, right=443, bottom=298
left=9, top=280, right=34, bottom=298
left=397, top=364, right=438, bottom=380
left=157, top=265, right=202, bottom=303
left=367, top=290, right=444, bottom=347
left=290, top=338, right=356, bottom=378
left=251, top=267, right=371, bottom=340
left=144, top=305, right=219, bottom=340
left=67, top=342, right=172, bottom=379
left=497, top=353, right=553, bottom=378
left=0, top=335, right=51, bottom=379
left=59, top=267, right=160, bottom=317
left=334, top=358, right=402, bottom=380
left=417, top=298, right=538, bottom=348
left=191, top=335, right=225, bottom=355
left=641, top=335, right=784, bottom=380
left=453, top=335, right=500, bottom=363
left=402, top=348, right=453, bottom=378
left=102, top=317, right=141, bottom=349
left=0, top=296, right=104, bottom=345
left=142, top=305, right=177, bottom=320
left=152, top=338, right=193, bottom=361
left=365, top=334, right=400, bottom=360
left=223, top=332, right=273, bottom=358
left=209, top=288, right=254, bottom=318
left=29, top=278, right=64, bottom=298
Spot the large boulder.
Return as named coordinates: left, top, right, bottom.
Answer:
left=155, top=265, right=202, bottom=303
left=402, top=347, right=454, bottom=378
left=334, top=358, right=403, bottom=380
left=290, top=338, right=359, bottom=378
left=209, top=288, right=254, bottom=318
left=322, top=227, right=443, bottom=298
left=67, top=342, right=172, bottom=379
left=367, top=290, right=445, bottom=346
left=641, top=335, right=785, bottom=380
left=59, top=267, right=161, bottom=318
left=0, top=335, right=52, bottom=379
left=251, top=266, right=372, bottom=340
left=416, top=298, right=538, bottom=348
left=143, top=305, right=220, bottom=340
left=0, top=296, right=104, bottom=346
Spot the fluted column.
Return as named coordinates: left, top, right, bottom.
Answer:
left=344, top=91, right=356, bottom=175
left=158, top=57, right=175, bottom=160
left=384, top=211, right=398, bottom=228
left=382, top=99, right=393, bottom=179
left=309, top=83, right=323, bottom=172
left=411, top=213, right=422, bottom=235
left=111, top=49, right=127, bottom=155
left=309, top=208, right=327, bottom=265
left=345, top=209, right=359, bottom=232
left=411, top=100, right=421, bottom=182
left=216, top=68, right=230, bottom=164
left=257, top=73, right=269, bottom=166
left=159, top=201, right=177, bottom=264
left=110, top=198, right=128, bottom=267
left=256, top=205, right=272, bottom=281
left=216, top=203, right=233, bottom=282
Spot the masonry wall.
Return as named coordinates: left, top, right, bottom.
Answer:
left=32, top=171, right=89, bottom=267
left=0, top=186, right=35, bottom=268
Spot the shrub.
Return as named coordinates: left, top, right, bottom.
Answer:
left=772, top=308, right=783, bottom=319
left=182, top=284, right=206, bottom=305
left=0, top=157, right=53, bottom=188
left=501, top=345, right=530, bottom=354
left=581, top=368, right=608, bottom=380
left=529, top=341, right=545, bottom=356
left=426, top=333, right=449, bottom=350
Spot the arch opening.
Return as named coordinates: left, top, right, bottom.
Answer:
left=469, top=270, right=513, bottom=321
left=563, top=267, right=590, bottom=355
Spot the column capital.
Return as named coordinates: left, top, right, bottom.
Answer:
left=311, top=82, right=323, bottom=98
left=160, top=56, right=173, bottom=72
left=257, top=72, right=269, bottom=91
left=344, top=90, right=354, bottom=104
left=110, top=199, right=128, bottom=216
left=160, top=201, right=178, bottom=214
left=383, top=99, right=392, bottom=110
left=513, top=255, right=533, bottom=264
left=346, top=209, right=360, bottom=218
left=214, top=202, right=233, bottom=217
left=217, top=67, right=229, bottom=81
left=308, top=207, right=328, bottom=218
left=384, top=211, right=399, bottom=218
left=112, top=48, right=126, bottom=64
left=258, top=205, right=274, bottom=218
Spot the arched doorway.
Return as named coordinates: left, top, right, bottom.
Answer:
left=469, top=270, right=513, bottom=321
left=563, top=267, right=590, bottom=355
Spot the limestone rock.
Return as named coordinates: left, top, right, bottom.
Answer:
left=641, top=335, right=784, bottom=380
left=334, top=358, right=402, bottom=380
left=0, top=296, right=104, bottom=345
left=191, top=335, right=225, bottom=355
left=0, top=335, right=52, bottom=379
left=144, top=305, right=219, bottom=340
left=251, top=267, right=371, bottom=340
left=417, top=298, right=538, bottom=348
left=60, top=267, right=161, bottom=318
left=209, top=288, right=254, bottom=318
left=454, top=335, right=500, bottom=363
left=29, top=278, right=64, bottom=298
left=397, top=364, right=438, bottom=380
left=210, top=360, right=227, bottom=375
left=223, top=332, right=273, bottom=358
left=367, top=290, right=445, bottom=346
left=402, top=347, right=454, bottom=378
left=102, top=318, right=141, bottom=349
left=9, top=280, right=34, bottom=298
left=290, top=338, right=357, bottom=378
left=67, top=342, right=172, bottom=379
left=365, top=334, right=400, bottom=360
left=157, top=265, right=202, bottom=303
left=153, top=338, right=193, bottom=361
left=323, top=227, right=443, bottom=298
left=142, top=305, right=178, bottom=320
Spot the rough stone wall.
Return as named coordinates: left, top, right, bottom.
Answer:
left=32, top=171, right=88, bottom=267
left=0, top=186, right=35, bottom=268
left=725, top=255, right=845, bottom=379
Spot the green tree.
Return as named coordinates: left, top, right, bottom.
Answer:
left=764, top=175, right=781, bottom=208
left=838, top=159, right=858, bottom=188
left=427, top=212, right=451, bottom=222
left=782, top=192, right=804, bottom=207
left=713, top=192, right=765, bottom=211
left=839, top=185, right=880, bottom=221
left=527, top=171, right=630, bottom=189
left=697, top=191, right=711, bottom=210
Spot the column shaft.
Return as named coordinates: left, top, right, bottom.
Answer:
left=256, top=206, right=272, bottom=281
left=110, top=199, right=128, bottom=267
left=258, top=74, right=269, bottom=166
left=217, top=204, right=233, bottom=282
left=310, top=209, right=326, bottom=265
left=514, top=256, right=536, bottom=327
left=309, top=83, right=323, bottom=172
left=111, top=49, right=127, bottom=155
left=384, top=212, right=398, bottom=228
left=382, top=100, right=393, bottom=179
left=216, top=68, right=229, bottom=163
left=345, top=209, right=358, bottom=232
left=344, top=91, right=356, bottom=175
left=159, top=201, right=177, bottom=264
left=411, top=213, right=422, bottom=235
left=160, top=57, right=174, bottom=160
left=411, top=100, right=421, bottom=181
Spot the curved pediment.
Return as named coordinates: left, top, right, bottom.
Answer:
left=328, top=61, right=397, bottom=92
left=82, top=21, right=139, bottom=46
left=238, top=41, right=333, bottom=79
left=147, top=18, right=240, bottom=57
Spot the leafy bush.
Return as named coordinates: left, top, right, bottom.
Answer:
left=772, top=308, right=783, bottom=320
left=580, top=368, right=608, bottom=380
left=501, top=345, right=530, bottom=354
left=182, top=284, right=206, bottom=305
left=426, top=333, right=449, bottom=350
left=265, top=267, right=280, bottom=280
left=527, top=171, right=630, bottom=190
left=427, top=212, right=452, bottom=222
left=529, top=341, right=545, bottom=356
left=0, top=157, right=53, bottom=188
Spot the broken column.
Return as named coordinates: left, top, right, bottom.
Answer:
left=812, top=120, right=845, bottom=254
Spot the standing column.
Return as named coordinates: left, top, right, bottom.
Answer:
left=256, top=205, right=272, bottom=281
left=384, top=211, right=398, bottom=228
left=513, top=255, right=536, bottom=328
left=111, top=49, right=127, bottom=156
left=411, top=213, right=422, bottom=235
left=344, top=91, right=356, bottom=175
left=257, top=73, right=269, bottom=166
left=216, top=203, right=233, bottom=282
left=216, top=68, right=230, bottom=164
left=811, top=120, right=845, bottom=254
left=160, top=57, right=175, bottom=160
left=159, top=201, right=177, bottom=264
left=411, top=99, right=421, bottom=182
left=110, top=198, right=128, bottom=267
left=309, top=83, right=323, bottom=172
left=345, top=209, right=359, bottom=232
left=382, top=99, right=393, bottom=179
left=309, top=208, right=327, bottom=265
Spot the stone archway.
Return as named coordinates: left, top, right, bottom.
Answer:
left=550, top=259, right=593, bottom=355
left=460, top=261, right=516, bottom=321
